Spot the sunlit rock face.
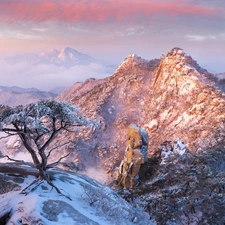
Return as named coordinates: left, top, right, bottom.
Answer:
left=55, top=47, right=225, bottom=178
left=115, top=124, right=148, bottom=189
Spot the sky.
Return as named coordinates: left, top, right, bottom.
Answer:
left=0, top=0, right=225, bottom=90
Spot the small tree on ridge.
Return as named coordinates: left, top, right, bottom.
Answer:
left=0, top=100, right=93, bottom=191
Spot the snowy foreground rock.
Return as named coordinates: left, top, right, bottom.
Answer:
left=0, top=164, right=153, bottom=225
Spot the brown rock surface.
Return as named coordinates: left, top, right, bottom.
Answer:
left=116, top=124, right=148, bottom=189
left=127, top=124, right=142, bottom=149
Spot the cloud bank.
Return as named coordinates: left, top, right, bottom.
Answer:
left=0, top=60, right=114, bottom=91
left=0, top=0, right=221, bottom=25
left=0, top=0, right=224, bottom=73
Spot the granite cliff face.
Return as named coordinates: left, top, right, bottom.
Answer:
left=57, top=48, right=225, bottom=176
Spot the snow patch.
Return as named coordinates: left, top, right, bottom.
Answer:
left=0, top=168, right=153, bottom=224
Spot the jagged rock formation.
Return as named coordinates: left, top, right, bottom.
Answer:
left=55, top=47, right=225, bottom=179
left=115, top=124, right=148, bottom=189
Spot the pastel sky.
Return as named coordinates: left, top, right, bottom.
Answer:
left=0, top=0, right=225, bottom=73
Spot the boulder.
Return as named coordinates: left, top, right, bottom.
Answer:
left=116, top=124, right=148, bottom=189
left=127, top=124, right=142, bottom=149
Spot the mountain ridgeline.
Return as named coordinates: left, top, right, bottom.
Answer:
left=4, top=47, right=98, bottom=68
left=57, top=47, right=225, bottom=174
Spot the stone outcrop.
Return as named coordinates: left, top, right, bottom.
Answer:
left=116, top=124, right=148, bottom=189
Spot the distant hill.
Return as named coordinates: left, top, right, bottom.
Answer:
left=0, top=86, right=56, bottom=106
left=4, top=47, right=102, bottom=68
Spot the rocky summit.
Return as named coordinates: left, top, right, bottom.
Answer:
left=57, top=47, right=225, bottom=177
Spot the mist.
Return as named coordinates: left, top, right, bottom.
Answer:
left=0, top=60, right=115, bottom=91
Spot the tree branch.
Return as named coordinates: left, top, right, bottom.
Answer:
left=46, top=141, right=71, bottom=159
left=47, top=152, right=73, bottom=168
left=13, top=123, right=41, bottom=168
left=20, top=178, right=44, bottom=195
left=39, top=118, right=63, bottom=152
left=0, top=154, right=31, bottom=166
left=2, top=127, right=23, bottom=134
left=63, top=125, right=81, bottom=132
left=0, top=133, right=17, bottom=140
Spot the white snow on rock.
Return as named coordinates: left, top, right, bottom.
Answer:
left=160, top=138, right=187, bottom=164
left=174, top=138, right=186, bottom=155
left=0, top=167, right=153, bottom=225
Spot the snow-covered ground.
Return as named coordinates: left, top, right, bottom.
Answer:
left=0, top=165, right=153, bottom=225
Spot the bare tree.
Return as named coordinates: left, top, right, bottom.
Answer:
left=0, top=100, right=93, bottom=193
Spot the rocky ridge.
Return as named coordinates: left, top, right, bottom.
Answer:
left=56, top=48, right=225, bottom=178
left=2, top=48, right=225, bottom=182
left=121, top=147, right=225, bottom=224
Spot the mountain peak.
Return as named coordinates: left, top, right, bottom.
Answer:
left=4, top=47, right=98, bottom=68
left=160, top=47, right=212, bottom=81
left=167, top=47, right=190, bottom=57
left=50, top=48, right=59, bottom=54
left=60, top=46, right=79, bottom=55
left=115, top=54, right=150, bottom=73
left=164, top=47, right=193, bottom=66
left=57, top=47, right=95, bottom=67
left=56, top=47, right=225, bottom=172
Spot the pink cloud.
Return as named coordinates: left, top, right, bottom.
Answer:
left=0, top=0, right=219, bottom=25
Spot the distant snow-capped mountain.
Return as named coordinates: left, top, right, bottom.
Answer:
left=57, top=47, right=97, bottom=67
left=4, top=47, right=99, bottom=68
